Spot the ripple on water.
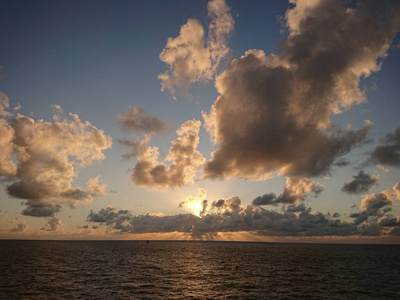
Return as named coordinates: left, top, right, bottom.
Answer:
left=1, top=241, right=400, bottom=299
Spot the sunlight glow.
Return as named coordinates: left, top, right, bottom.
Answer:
left=188, top=201, right=203, bottom=217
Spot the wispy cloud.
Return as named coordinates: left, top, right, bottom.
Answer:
left=116, top=106, right=167, bottom=135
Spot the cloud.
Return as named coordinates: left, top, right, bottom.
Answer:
left=0, top=104, right=112, bottom=217
left=349, top=183, right=400, bottom=235
left=0, top=119, right=16, bottom=176
left=158, top=0, right=234, bottom=98
left=21, top=201, right=61, bottom=217
left=88, top=196, right=359, bottom=238
left=370, top=127, right=400, bottom=167
left=87, top=207, right=134, bottom=232
left=378, top=216, right=400, bottom=227
left=88, top=181, right=400, bottom=238
left=116, top=106, right=167, bottom=135
left=9, top=223, right=28, bottom=233
left=275, top=177, right=323, bottom=204
left=376, top=164, right=389, bottom=173
left=178, top=188, right=207, bottom=216
left=129, top=120, right=205, bottom=188
left=360, top=190, right=394, bottom=213
left=0, top=91, right=12, bottom=117
left=207, top=0, right=235, bottom=72
left=41, top=217, right=62, bottom=231
left=341, top=170, right=380, bottom=194
left=252, top=177, right=323, bottom=206
left=393, top=183, right=400, bottom=199
left=350, top=188, right=396, bottom=225
left=202, top=0, right=400, bottom=180
left=117, top=136, right=148, bottom=161
left=285, top=203, right=308, bottom=213
left=86, top=176, right=108, bottom=201
left=252, top=193, right=276, bottom=206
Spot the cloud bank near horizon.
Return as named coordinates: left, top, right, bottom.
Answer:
left=87, top=182, right=400, bottom=238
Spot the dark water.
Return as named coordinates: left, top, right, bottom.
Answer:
left=1, top=241, right=400, bottom=299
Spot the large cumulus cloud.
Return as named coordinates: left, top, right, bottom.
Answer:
left=158, top=0, right=234, bottom=98
left=202, top=0, right=400, bottom=180
left=0, top=103, right=112, bottom=217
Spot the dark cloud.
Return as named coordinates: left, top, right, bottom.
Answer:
left=285, top=203, right=308, bottom=213
left=350, top=188, right=396, bottom=225
left=89, top=181, right=400, bottom=238
left=203, top=0, right=400, bottom=180
left=360, top=190, right=394, bottom=214
left=252, top=177, right=323, bottom=206
left=341, top=170, right=379, bottom=194
left=333, top=158, right=350, bottom=167
left=370, top=127, right=400, bottom=167
left=87, top=207, right=133, bottom=226
left=21, top=201, right=61, bottom=217
left=378, top=217, right=400, bottom=227
left=252, top=193, right=276, bottom=206
left=88, top=197, right=359, bottom=238
left=116, top=106, right=167, bottom=135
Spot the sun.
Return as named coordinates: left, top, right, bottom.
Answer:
left=188, top=201, right=203, bottom=217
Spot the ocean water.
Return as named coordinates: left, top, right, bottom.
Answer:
left=0, top=241, right=399, bottom=299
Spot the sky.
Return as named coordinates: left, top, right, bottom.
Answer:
left=1, top=0, right=400, bottom=243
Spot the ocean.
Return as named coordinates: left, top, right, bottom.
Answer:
left=0, top=240, right=399, bottom=299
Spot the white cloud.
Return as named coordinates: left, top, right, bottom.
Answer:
left=158, top=0, right=234, bottom=99
left=0, top=102, right=112, bottom=217
left=129, top=120, right=205, bottom=188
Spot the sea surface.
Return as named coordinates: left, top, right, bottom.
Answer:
left=0, top=240, right=399, bottom=299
